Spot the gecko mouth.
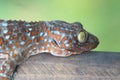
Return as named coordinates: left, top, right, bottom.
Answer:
left=66, top=49, right=76, bottom=52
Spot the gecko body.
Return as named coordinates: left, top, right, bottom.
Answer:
left=0, top=20, right=99, bottom=80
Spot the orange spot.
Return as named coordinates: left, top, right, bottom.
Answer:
left=68, top=39, right=73, bottom=46
left=8, top=44, right=13, bottom=49
left=34, top=38, right=39, bottom=42
left=9, top=61, right=14, bottom=69
left=0, top=77, right=9, bottom=80
left=40, top=36, right=44, bottom=41
left=47, top=30, right=51, bottom=36
left=61, top=36, right=68, bottom=43
left=57, top=49, right=62, bottom=55
left=25, top=52, right=29, bottom=58
left=61, top=44, right=65, bottom=48
left=68, top=39, right=72, bottom=43
left=39, top=22, right=43, bottom=31
left=0, top=69, right=4, bottom=73
left=53, top=27, right=58, bottom=30
left=22, top=35, right=27, bottom=41
left=12, top=53, right=17, bottom=58
left=60, top=29, right=65, bottom=33
left=10, top=36, right=14, bottom=40
left=56, top=35, right=61, bottom=40
left=6, top=30, right=12, bottom=35
left=18, top=33, right=22, bottom=36
left=44, top=26, right=47, bottom=32
left=15, top=41, right=21, bottom=48
left=53, top=48, right=57, bottom=52
left=14, top=36, right=19, bottom=40
left=16, top=59, right=21, bottom=63
left=44, top=41, right=49, bottom=45
left=25, top=40, right=32, bottom=47
left=2, top=46, right=5, bottom=50
left=31, top=31, right=39, bottom=36
left=25, top=30, right=29, bottom=33
left=40, top=26, right=42, bottom=31
left=0, top=37, right=3, bottom=46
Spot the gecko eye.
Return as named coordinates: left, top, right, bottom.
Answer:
left=77, top=31, right=87, bottom=43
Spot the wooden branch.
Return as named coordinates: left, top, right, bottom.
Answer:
left=0, top=51, right=120, bottom=80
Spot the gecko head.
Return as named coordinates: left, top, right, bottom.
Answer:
left=51, top=21, right=99, bottom=55
left=76, top=28, right=99, bottom=52
left=64, top=22, right=99, bottom=54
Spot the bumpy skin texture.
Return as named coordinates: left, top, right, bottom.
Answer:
left=0, top=20, right=99, bottom=80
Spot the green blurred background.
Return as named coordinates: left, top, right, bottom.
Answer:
left=0, top=0, right=120, bottom=52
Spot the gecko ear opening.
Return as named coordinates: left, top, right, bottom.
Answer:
left=77, top=31, right=87, bottom=43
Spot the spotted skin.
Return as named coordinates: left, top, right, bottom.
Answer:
left=0, top=20, right=99, bottom=80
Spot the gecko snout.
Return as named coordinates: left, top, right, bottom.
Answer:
left=87, top=33, right=99, bottom=49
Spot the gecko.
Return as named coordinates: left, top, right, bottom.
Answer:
left=0, top=19, right=99, bottom=80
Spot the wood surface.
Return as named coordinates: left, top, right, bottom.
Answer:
left=0, top=51, right=120, bottom=80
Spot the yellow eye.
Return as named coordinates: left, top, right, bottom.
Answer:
left=78, top=31, right=86, bottom=43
